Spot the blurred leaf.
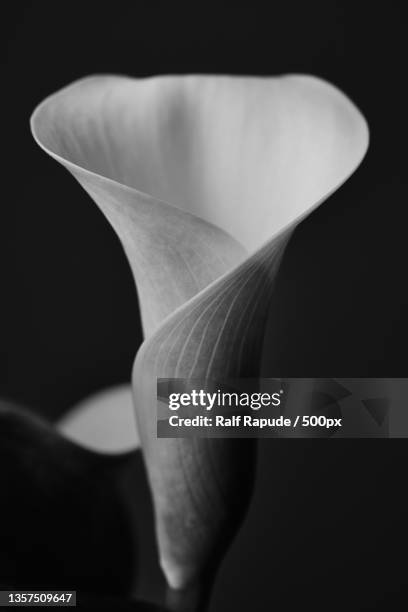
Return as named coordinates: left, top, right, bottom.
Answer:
left=0, top=400, right=137, bottom=594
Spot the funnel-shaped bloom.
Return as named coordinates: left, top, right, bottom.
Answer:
left=31, top=74, right=368, bottom=590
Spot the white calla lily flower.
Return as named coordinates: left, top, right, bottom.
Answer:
left=31, top=74, right=368, bottom=592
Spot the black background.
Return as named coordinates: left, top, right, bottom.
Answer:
left=1, top=2, right=408, bottom=610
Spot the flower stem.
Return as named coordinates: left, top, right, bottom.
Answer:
left=164, top=576, right=213, bottom=612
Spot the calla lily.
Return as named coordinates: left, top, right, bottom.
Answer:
left=58, top=385, right=140, bottom=454
left=30, top=74, right=369, bottom=594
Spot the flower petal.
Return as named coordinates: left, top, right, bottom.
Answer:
left=58, top=385, right=140, bottom=453
left=31, top=74, right=368, bottom=252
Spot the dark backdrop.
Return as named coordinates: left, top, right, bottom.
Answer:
left=2, top=2, right=407, bottom=610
